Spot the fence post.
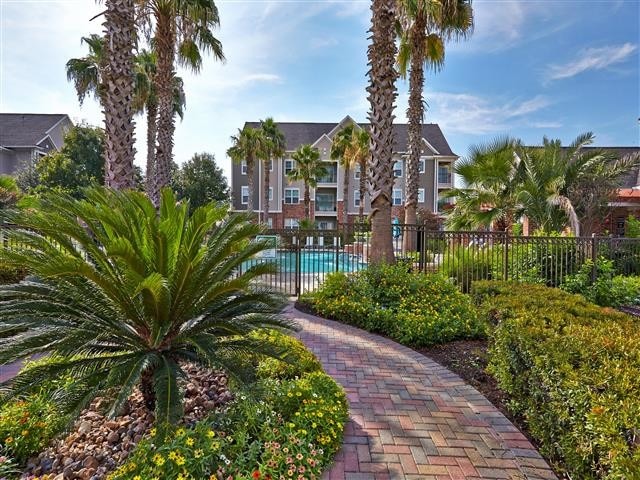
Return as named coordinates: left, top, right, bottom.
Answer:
left=335, top=227, right=340, bottom=273
left=295, top=237, right=301, bottom=297
left=503, top=232, right=509, bottom=281
left=591, top=234, right=598, bottom=283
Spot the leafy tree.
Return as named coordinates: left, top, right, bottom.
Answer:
left=0, top=176, right=20, bottom=210
left=173, top=153, right=229, bottom=212
left=287, top=145, right=327, bottom=219
left=260, top=118, right=286, bottom=225
left=0, top=188, right=292, bottom=434
left=227, top=126, right=268, bottom=217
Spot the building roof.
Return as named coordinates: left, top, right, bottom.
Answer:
left=0, top=113, right=70, bottom=147
left=243, top=120, right=457, bottom=156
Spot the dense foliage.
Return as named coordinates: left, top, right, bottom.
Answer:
left=301, top=264, right=484, bottom=347
left=0, top=188, right=292, bottom=434
left=173, top=152, right=229, bottom=213
left=473, top=281, right=640, bottom=479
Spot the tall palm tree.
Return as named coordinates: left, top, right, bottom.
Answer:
left=227, top=127, right=268, bottom=218
left=102, top=0, right=137, bottom=190
left=330, top=124, right=358, bottom=222
left=445, top=137, right=523, bottom=232
left=396, top=0, right=473, bottom=250
left=367, top=0, right=399, bottom=263
left=260, top=118, right=286, bottom=225
left=138, top=0, right=225, bottom=206
left=287, top=145, right=327, bottom=219
left=66, top=34, right=105, bottom=106
left=352, top=129, right=371, bottom=219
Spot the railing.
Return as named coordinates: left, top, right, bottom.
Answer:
left=315, top=201, right=337, bottom=212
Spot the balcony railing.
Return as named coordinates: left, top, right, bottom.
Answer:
left=317, top=172, right=338, bottom=183
left=315, top=201, right=337, bottom=212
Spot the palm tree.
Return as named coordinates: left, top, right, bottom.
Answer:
left=138, top=0, right=225, bottom=206
left=227, top=127, right=268, bottom=218
left=352, top=129, right=371, bottom=219
left=287, top=145, right=327, bottom=219
left=446, top=137, right=523, bottom=232
left=260, top=118, right=286, bottom=225
left=396, top=0, right=473, bottom=250
left=0, top=187, right=292, bottom=435
left=367, top=0, right=399, bottom=263
left=330, top=124, right=358, bottom=222
left=66, top=34, right=105, bottom=106
left=102, top=0, right=137, bottom=190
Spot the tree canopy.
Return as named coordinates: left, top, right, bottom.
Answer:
left=173, top=152, right=229, bottom=212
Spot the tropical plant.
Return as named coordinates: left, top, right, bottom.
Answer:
left=287, top=145, right=327, bottom=219
left=446, top=136, right=523, bottom=231
left=65, top=34, right=105, bottom=106
left=227, top=126, right=268, bottom=217
left=0, top=176, right=20, bottom=209
left=260, top=118, right=286, bottom=225
left=173, top=152, right=229, bottom=212
left=396, top=0, right=473, bottom=250
left=331, top=124, right=358, bottom=219
left=138, top=0, right=225, bottom=205
left=102, top=0, right=137, bottom=189
left=0, top=187, right=293, bottom=435
left=367, top=0, right=398, bottom=263
left=352, top=129, right=371, bottom=218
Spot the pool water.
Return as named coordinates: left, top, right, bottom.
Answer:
left=243, top=250, right=366, bottom=274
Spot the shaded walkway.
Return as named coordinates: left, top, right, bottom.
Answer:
left=285, top=305, right=557, bottom=480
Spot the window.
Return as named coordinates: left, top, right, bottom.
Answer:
left=284, top=188, right=300, bottom=204
left=241, top=161, right=248, bottom=175
left=284, top=159, right=295, bottom=175
left=354, top=164, right=361, bottom=179
left=241, top=186, right=249, bottom=205
left=266, top=159, right=273, bottom=171
left=266, top=217, right=273, bottom=228
left=284, top=218, right=299, bottom=229
left=418, top=159, right=425, bottom=174
left=354, top=190, right=360, bottom=207
left=393, top=161, right=403, bottom=178
left=418, top=188, right=425, bottom=203
left=269, top=187, right=273, bottom=201
left=393, top=188, right=403, bottom=206
left=438, top=163, right=452, bottom=184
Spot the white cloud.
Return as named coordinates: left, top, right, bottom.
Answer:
left=547, top=43, right=638, bottom=80
left=310, top=37, right=339, bottom=49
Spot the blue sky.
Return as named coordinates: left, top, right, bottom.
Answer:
left=1, top=0, right=638, bottom=182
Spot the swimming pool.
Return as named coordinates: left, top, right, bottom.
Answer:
left=243, top=250, right=366, bottom=274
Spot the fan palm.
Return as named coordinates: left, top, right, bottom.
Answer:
left=367, top=0, right=399, bottom=263
left=330, top=124, right=358, bottom=221
left=138, top=0, right=225, bottom=206
left=0, top=187, right=292, bottom=433
left=352, top=129, right=371, bottom=219
left=260, top=118, right=286, bottom=225
left=66, top=34, right=105, bottom=106
left=396, top=0, right=473, bottom=249
left=287, top=145, right=327, bottom=219
left=227, top=127, right=268, bottom=218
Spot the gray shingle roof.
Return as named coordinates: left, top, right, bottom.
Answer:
left=0, top=113, right=69, bottom=147
left=243, top=121, right=456, bottom=156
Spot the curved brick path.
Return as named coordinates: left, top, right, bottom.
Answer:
left=285, top=305, right=557, bottom=480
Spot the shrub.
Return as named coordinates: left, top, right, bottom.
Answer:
left=303, top=264, right=484, bottom=347
left=109, top=371, right=348, bottom=480
left=253, top=330, right=322, bottom=380
left=0, top=262, right=25, bottom=285
left=439, top=246, right=498, bottom=292
left=0, top=188, right=292, bottom=435
left=473, top=281, right=640, bottom=479
left=561, top=258, right=640, bottom=307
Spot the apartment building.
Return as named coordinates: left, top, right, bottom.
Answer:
left=230, top=116, right=457, bottom=229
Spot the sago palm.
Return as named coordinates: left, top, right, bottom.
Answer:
left=260, top=118, right=286, bottom=225
left=287, top=145, right=327, bottom=219
left=227, top=126, right=268, bottom=218
left=0, top=188, right=293, bottom=432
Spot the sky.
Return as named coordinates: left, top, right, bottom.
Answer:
left=1, top=0, right=639, bottom=183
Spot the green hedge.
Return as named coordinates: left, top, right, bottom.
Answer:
left=0, top=262, right=25, bottom=285
left=302, top=263, right=485, bottom=347
left=473, top=281, right=640, bottom=479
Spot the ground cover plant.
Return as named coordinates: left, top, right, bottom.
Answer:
left=300, top=263, right=484, bottom=347
left=473, top=281, right=640, bottom=479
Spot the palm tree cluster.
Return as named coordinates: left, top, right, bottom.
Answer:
left=447, top=134, right=640, bottom=236
left=66, top=0, right=224, bottom=201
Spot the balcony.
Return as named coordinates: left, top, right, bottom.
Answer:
left=437, top=197, right=455, bottom=214
left=438, top=164, right=453, bottom=187
left=317, top=165, right=338, bottom=184
left=315, top=200, right=337, bottom=213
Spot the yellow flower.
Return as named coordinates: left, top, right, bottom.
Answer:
left=133, top=476, right=142, bottom=480
left=186, top=437, right=194, bottom=446
left=175, top=455, right=186, bottom=466
left=207, top=430, right=215, bottom=438
left=5, top=437, right=13, bottom=444
left=176, top=428, right=186, bottom=437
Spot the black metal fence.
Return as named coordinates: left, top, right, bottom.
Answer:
left=240, top=224, right=640, bottom=295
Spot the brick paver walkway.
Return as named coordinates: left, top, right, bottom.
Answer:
left=285, top=305, right=557, bottom=480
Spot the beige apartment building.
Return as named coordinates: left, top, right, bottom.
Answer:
left=230, top=116, right=457, bottom=229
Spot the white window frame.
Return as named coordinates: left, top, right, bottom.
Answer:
left=393, top=188, right=403, bottom=206
left=418, top=188, right=425, bottom=203
left=241, top=186, right=249, bottom=205
left=284, top=188, right=300, bottom=205
left=418, top=159, right=425, bottom=174
left=354, top=190, right=360, bottom=207
left=266, top=217, right=273, bottom=228
left=284, top=218, right=299, bottom=229
left=393, top=161, right=403, bottom=178
left=241, top=161, right=248, bottom=175
left=284, top=159, right=295, bottom=175
left=354, top=164, right=361, bottom=179
left=269, top=187, right=273, bottom=201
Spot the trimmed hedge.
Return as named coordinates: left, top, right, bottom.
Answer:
left=473, top=281, right=640, bottom=479
left=301, top=264, right=485, bottom=347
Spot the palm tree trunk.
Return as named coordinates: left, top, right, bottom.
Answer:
left=403, top=22, right=426, bottom=253
left=263, top=158, right=270, bottom=224
left=152, top=13, right=176, bottom=206
left=343, top=165, right=350, bottom=224
left=359, top=158, right=366, bottom=218
left=367, top=0, right=398, bottom=264
left=145, top=99, right=158, bottom=197
left=304, top=184, right=311, bottom=219
left=102, top=0, right=137, bottom=190
left=246, top=159, right=255, bottom=217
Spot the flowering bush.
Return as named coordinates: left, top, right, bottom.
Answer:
left=253, top=330, right=322, bottom=380
left=109, top=371, right=348, bottom=480
left=301, top=264, right=485, bottom=347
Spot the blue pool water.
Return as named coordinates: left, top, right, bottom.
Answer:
left=243, top=250, right=366, bottom=273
